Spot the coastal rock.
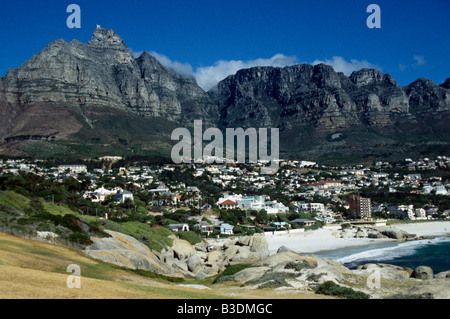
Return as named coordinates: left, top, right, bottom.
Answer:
left=276, top=245, right=296, bottom=253
left=381, top=227, right=407, bottom=240
left=412, top=266, right=434, bottom=280
left=233, top=267, right=271, bottom=283
left=367, top=230, right=387, bottom=239
left=172, top=238, right=196, bottom=261
left=206, top=250, right=225, bottom=263
left=194, top=242, right=208, bottom=252
left=435, top=271, right=450, bottom=279
left=355, top=229, right=368, bottom=238
left=236, top=234, right=270, bottom=258
left=356, top=263, right=411, bottom=280
left=294, top=265, right=344, bottom=285
left=404, top=279, right=450, bottom=299
left=255, top=251, right=313, bottom=268
left=186, top=254, right=202, bottom=274
left=84, top=230, right=181, bottom=277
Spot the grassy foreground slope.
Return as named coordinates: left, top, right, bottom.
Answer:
left=0, top=231, right=333, bottom=299
left=0, top=231, right=223, bottom=299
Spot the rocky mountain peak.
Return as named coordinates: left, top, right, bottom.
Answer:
left=441, top=78, right=450, bottom=89
left=350, top=68, right=397, bottom=87
left=408, top=78, right=436, bottom=89
left=88, top=26, right=128, bottom=50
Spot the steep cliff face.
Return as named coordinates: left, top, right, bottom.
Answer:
left=210, top=64, right=450, bottom=161
left=0, top=27, right=218, bottom=157
left=0, top=27, right=449, bottom=161
left=211, top=64, right=420, bottom=129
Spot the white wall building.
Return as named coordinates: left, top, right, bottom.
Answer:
left=58, top=165, right=87, bottom=174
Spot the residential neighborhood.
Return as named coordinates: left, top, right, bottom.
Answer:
left=1, top=155, right=450, bottom=238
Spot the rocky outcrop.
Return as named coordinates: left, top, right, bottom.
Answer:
left=335, top=224, right=434, bottom=241
left=210, top=64, right=450, bottom=160
left=229, top=252, right=450, bottom=299
left=398, top=279, right=450, bottom=299
left=84, top=230, right=450, bottom=298
left=0, top=27, right=218, bottom=156
left=411, top=266, right=434, bottom=280
left=84, top=231, right=270, bottom=278
left=355, top=263, right=411, bottom=280
left=84, top=230, right=183, bottom=277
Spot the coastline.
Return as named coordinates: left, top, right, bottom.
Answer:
left=265, top=221, right=450, bottom=256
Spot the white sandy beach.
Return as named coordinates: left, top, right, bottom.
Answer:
left=391, top=221, right=450, bottom=237
left=265, top=221, right=450, bottom=255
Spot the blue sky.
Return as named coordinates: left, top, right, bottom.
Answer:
left=0, top=0, right=448, bottom=90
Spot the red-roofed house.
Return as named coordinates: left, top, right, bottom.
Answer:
left=218, top=199, right=238, bottom=210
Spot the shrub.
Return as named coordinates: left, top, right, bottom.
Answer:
left=67, top=232, right=93, bottom=247
left=315, top=281, right=370, bottom=299
left=177, top=231, right=201, bottom=245
left=213, top=264, right=254, bottom=283
left=284, top=260, right=315, bottom=271
left=248, top=271, right=298, bottom=288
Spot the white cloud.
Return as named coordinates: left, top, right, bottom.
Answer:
left=194, top=54, right=299, bottom=91
left=148, top=51, right=194, bottom=75
left=131, top=49, right=194, bottom=75
left=413, top=55, right=426, bottom=66
left=311, top=56, right=382, bottom=75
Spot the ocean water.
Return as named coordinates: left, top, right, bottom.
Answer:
left=315, top=236, right=450, bottom=274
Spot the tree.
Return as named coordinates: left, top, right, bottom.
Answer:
left=255, top=209, right=269, bottom=224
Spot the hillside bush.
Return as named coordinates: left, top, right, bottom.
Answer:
left=177, top=231, right=201, bottom=245
left=315, top=281, right=370, bottom=299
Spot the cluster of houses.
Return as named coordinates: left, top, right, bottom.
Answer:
left=216, top=194, right=289, bottom=214
left=1, top=155, right=450, bottom=235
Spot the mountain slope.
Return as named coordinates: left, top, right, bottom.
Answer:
left=0, top=27, right=217, bottom=158
left=0, top=27, right=449, bottom=162
left=210, top=65, right=450, bottom=162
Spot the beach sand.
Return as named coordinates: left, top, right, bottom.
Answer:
left=391, top=221, right=450, bottom=237
left=265, top=221, right=450, bottom=255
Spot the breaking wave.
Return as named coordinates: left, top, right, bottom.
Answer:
left=334, top=237, right=450, bottom=269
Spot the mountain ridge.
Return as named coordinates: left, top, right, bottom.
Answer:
left=0, top=27, right=449, bottom=163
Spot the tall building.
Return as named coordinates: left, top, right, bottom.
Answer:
left=349, top=194, right=371, bottom=218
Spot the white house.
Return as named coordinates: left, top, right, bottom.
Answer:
left=298, top=202, right=325, bottom=215
left=115, top=189, right=134, bottom=204
left=89, top=186, right=117, bottom=202
left=193, top=221, right=213, bottom=235
left=414, top=208, right=427, bottom=220
left=217, top=199, right=239, bottom=209
left=169, top=224, right=189, bottom=232
left=58, top=165, right=87, bottom=174
left=298, top=161, right=317, bottom=168
left=218, top=223, right=234, bottom=235
left=263, top=200, right=289, bottom=214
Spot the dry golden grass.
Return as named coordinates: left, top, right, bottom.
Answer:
left=0, top=232, right=330, bottom=299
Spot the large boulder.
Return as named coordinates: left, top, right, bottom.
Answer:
left=233, top=267, right=271, bottom=283
left=276, top=245, right=296, bottom=253
left=84, top=230, right=181, bottom=277
left=355, top=263, right=411, bottom=280
left=355, top=228, right=368, bottom=238
left=172, top=238, right=196, bottom=261
left=381, top=227, right=407, bottom=240
left=412, top=266, right=434, bottom=280
left=255, top=251, right=311, bottom=268
left=206, top=250, right=225, bottom=263
left=403, top=279, right=450, bottom=299
left=435, top=271, right=450, bottom=279
left=186, top=254, right=202, bottom=274
left=236, top=234, right=270, bottom=258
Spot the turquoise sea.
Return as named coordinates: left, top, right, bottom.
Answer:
left=316, top=236, right=450, bottom=274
